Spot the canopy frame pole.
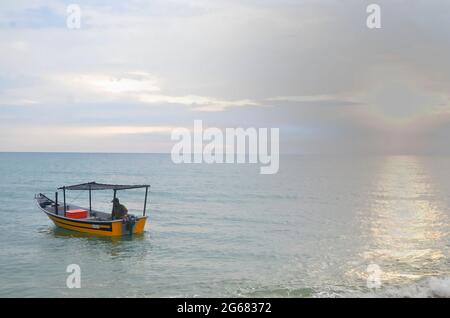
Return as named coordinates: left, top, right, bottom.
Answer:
left=143, top=186, right=148, bottom=216
left=63, top=187, right=66, bottom=216
left=89, top=185, right=92, bottom=213
left=55, top=192, right=58, bottom=215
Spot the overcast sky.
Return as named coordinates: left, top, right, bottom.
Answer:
left=1, top=0, right=450, bottom=154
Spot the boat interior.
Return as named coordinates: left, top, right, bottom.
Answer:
left=36, top=193, right=114, bottom=221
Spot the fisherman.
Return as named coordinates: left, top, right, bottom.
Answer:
left=111, top=198, right=128, bottom=220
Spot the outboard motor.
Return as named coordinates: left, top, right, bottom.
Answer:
left=123, top=215, right=137, bottom=235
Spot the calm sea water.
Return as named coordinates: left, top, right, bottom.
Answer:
left=0, top=153, right=449, bottom=297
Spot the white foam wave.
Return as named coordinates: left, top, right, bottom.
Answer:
left=340, top=276, right=450, bottom=298
left=378, top=277, right=450, bottom=298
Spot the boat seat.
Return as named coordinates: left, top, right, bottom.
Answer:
left=40, top=201, right=53, bottom=208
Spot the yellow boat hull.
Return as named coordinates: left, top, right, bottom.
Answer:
left=46, top=212, right=147, bottom=237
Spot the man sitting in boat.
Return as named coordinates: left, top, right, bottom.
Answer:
left=111, top=198, right=128, bottom=220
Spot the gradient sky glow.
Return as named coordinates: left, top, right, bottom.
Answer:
left=1, top=0, right=450, bottom=154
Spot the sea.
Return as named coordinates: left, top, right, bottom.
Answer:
left=0, top=153, right=449, bottom=297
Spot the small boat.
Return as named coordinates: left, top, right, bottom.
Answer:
left=35, top=182, right=150, bottom=237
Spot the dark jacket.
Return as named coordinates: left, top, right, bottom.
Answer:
left=112, top=203, right=128, bottom=219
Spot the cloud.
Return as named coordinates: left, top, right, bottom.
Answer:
left=267, top=95, right=361, bottom=105
left=70, top=125, right=176, bottom=136
left=0, top=70, right=260, bottom=112
left=69, top=72, right=161, bottom=94
left=0, top=123, right=177, bottom=152
left=2, top=1, right=450, bottom=153
left=0, top=5, right=65, bottom=29
left=138, top=94, right=259, bottom=111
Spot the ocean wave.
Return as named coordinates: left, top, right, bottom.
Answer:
left=377, top=277, right=450, bottom=298
left=338, top=276, right=450, bottom=298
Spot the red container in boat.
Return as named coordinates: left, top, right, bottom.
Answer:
left=65, top=209, right=88, bottom=219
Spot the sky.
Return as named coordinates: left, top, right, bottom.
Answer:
left=1, top=0, right=450, bottom=154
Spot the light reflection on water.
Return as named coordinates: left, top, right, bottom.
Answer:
left=357, top=156, right=449, bottom=288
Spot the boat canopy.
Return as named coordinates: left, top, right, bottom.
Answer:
left=58, top=182, right=150, bottom=191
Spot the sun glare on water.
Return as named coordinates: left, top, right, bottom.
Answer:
left=361, top=156, right=448, bottom=285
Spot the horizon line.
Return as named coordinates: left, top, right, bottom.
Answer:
left=0, top=151, right=448, bottom=157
